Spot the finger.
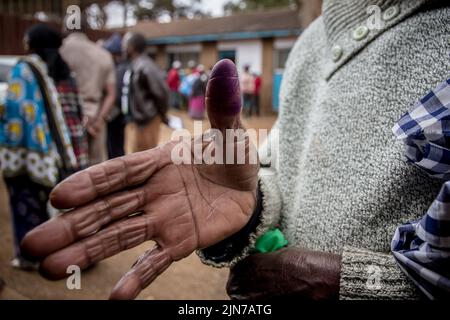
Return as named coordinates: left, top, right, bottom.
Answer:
left=21, top=186, right=148, bottom=258
left=38, top=214, right=156, bottom=280
left=109, top=245, right=172, bottom=300
left=206, top=59, right=243, bottom=131
left=50, top=146, right=170, bottom=209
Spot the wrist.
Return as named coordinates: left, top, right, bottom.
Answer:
left=300, top=249, right=341, bottom=300
left=200, top=183, right=262, bottom=263
left=320, top=252, right=341, bottom=299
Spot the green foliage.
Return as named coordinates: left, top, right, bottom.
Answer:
left=128, top=0, right=206, bottom=21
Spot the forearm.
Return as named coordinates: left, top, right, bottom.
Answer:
left=286, top=248, right=341, bottom=300
left=98, top=83, right=116, bottom=120
left=226, top=246, right=341, bottom=300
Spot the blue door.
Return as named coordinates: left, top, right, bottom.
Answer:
left=272, top=70, right=283, bottom=112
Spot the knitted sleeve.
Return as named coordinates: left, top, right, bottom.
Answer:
left=339, top=246, right=421, bottom=300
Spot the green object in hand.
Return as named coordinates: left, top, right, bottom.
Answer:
left=255, top=228, right=288, bottom=253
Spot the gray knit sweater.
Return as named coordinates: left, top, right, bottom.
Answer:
left=199, top=0, right=450, bottom=299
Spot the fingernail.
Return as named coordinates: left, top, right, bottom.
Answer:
left=206, top=59, right=241, bottom=116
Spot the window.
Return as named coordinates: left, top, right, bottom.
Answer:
left=275, top=48, right=292, bottom=70
left=218, top=50, right=236, bottom=64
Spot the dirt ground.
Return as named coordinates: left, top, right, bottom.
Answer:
left=0, top=111, right=276, bottom=300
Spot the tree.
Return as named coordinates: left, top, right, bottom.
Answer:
left=125, top=0, right=207, bottom=22
left=223, top=0, right=301, bottom=14
left=85, top=3, right=108, bottom=29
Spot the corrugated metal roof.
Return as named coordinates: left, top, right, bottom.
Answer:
left=128, top=8, right=302, bottom=41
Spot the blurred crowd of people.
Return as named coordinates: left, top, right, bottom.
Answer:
left=166, top=61, right=261, bottom=119
left=167, top=60, right=209, bottom=120
left=0, top=24, right=169, bottom=269
left=240, top=65, right=261, bottom=117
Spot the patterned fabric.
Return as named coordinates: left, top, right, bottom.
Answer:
left=179, top=73, right=197, bottom=97
left=5, top=175, right=51, bottom=259
left=0, top=55, right=76, bottom=187
left=56, top=78, right=89, bottom=170
left=392, top=78, right=450, bottom=179
left=392, top=78, right=450, bottom=299
left=188, top=96, right=205, bottom=120
left=391, top=182, right=450, bottom=299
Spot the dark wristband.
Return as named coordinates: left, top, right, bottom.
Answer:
left=201, top=182, right=263, bottom=263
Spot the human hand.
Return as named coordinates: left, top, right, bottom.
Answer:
left=86, top=116, right=105, bottom=137
left=227, top=247, right=341, bottom=300
left=21, top=59, right=259, bottom=300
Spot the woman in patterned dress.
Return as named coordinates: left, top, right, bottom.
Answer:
left=0, top=24, right=86, bottom=269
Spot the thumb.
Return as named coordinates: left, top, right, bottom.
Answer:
left=198, top=60, right=258, bottom=192
left=206, top=59, right=242, bottom=131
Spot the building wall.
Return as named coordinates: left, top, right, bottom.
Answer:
left=166, top=43, right=202, bottom=53
left=274, top=37, right=298, bottom=52
left=167, top=43, right=201, bottom=70
left=261, top=38, right=275, bottom=115
left=218, top=40, right=263, bottom=75
left=200, top=42, right=218, bottom=70
left=148, top=36, right=300, bottom=115
left=154, top=45, right=167, bottom=70
left=272, top=37, right=298, bottom=110
left=0, top=13, right=114, bottom=56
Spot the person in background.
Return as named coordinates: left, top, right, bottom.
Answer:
left=103, top=33, right=128, bottom=159
left=188, top=64, right=208, bottom=120
left=124, top=33, right=169, bottom=152
left=60, top=22, right=116, bottom=165
left=0, top=24, right=78, bottom=270
left=240, top=65, right=255, bottom=117
left=167, top=60, right=181, bottom=110
left=179, top=60, right=198, bottom=109
left=253, top=73, right=261, bottom=117
left=27, top=24, right=88, bottom=170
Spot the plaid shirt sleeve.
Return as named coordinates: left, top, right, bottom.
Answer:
left=391, top=78, right=450, bottom=299
left=56, top=79, right=89, bottom=170
left=392, top=78, right=450, bottom=178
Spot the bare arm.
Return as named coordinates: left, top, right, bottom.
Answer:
left=87, top=81, right=115, bottom=137
left=98, top=81, right=116, bottom=121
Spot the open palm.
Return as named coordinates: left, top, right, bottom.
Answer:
left=21, top=59, right=259, bottom=299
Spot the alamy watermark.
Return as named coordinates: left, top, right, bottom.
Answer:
left=169, top=121, right=279, bottom=171
left=66, top=265, right=81, bottom=290
left=366, top=5, right=383, bottom=31
left=366, top=4, right=400, bottom=31
left=65, top=5, right=81, bottom=31
left=366, top=265, right=382, bottom=290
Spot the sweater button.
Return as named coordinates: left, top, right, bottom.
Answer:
left=383, top=5, right=400, bottom=21
left=352, top=25, right=369, bottom=41
left=331, top=45, right=343, bottom=62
